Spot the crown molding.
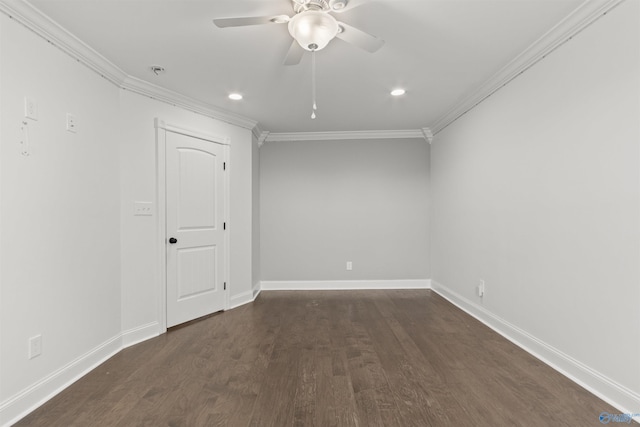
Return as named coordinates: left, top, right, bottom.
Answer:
left=250, top=124, right=270, bottom=147
left=0, top=0, right=128, bottom=85
left=121, top=76, right=257, bottom=130
left=1, top=0, right=258, bottom=131
left=251, top=124, right=263, bottom=141
left=257, top=131, right=270, bottom=147
left=421, top=128, right=434, bottom=144
left=265, top=129, right=426, bottom=142
left=430, top=0, right=624, bottom=135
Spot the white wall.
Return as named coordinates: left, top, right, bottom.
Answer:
left=431, top=0, right=639, bottom=410
left=227, top=123, right=255, bottom=304
left=261, top=138, right=430, bottom=282
left=0, top=9, right=257, bottom=425
left=0, top=12, right=121, bottom=422
left=251, top=134, right=261, bottom=294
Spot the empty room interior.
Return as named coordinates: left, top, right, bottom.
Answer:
left=0, top=0, right=639, bottom=425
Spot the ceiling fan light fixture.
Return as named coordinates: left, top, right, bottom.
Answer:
left=288, top=10, right=339, bottom=51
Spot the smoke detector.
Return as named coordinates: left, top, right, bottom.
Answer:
left=150, top=65, right=165, bottom=76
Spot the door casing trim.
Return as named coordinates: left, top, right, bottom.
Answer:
left=154, top=118, right=230, bottom=333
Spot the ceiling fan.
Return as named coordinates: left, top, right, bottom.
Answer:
left=213, top=0, right=385, bottom=66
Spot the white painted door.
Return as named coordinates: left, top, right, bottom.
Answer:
left=166, top=131, right=227, bottom=328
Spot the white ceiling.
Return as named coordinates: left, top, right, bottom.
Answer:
left=26, top=0, right=584, bottom=134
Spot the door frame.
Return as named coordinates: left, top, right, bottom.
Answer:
left=154, top=118, right=230, bottom=333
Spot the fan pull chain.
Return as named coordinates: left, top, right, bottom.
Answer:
left=311, top=48, right=317, bottom=119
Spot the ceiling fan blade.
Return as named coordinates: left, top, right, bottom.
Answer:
left=335, top=22, right=384, bottom=53
left=283, top=40, right=304, bottom=66
left=213, top=15, right=289, bottom=28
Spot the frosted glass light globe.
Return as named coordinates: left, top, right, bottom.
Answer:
left=288, top=10, right=339, bottom=51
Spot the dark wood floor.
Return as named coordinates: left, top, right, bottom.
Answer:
left=16, top=290, right=625, bottom=426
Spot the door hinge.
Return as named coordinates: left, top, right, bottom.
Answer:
left=223, top=162, right=226, bottom=171
left=224, top=282, right=227, bottom=290
left=223, top=222, right=226, bottom=230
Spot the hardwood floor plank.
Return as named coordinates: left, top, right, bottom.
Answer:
left=292, top=349, right=317, bottom=427
left=368, top=296, right=456, bottom=426
left=14, top=290, right=631, bottom=427
left=353, top=389, right=384, bottom=427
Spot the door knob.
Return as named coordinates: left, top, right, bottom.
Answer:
left=169, top=237, right=178, bottom=244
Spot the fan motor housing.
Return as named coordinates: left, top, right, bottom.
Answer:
left=293, top=0, right=330, bottom=13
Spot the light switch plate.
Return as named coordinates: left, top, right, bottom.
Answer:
left=66, top=113, right=77, bottom=133
left=134, top=201, right=153, bottom=216
left=24, top=97, right=38, bottom=120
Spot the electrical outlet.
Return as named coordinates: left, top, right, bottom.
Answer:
left=134, top=201, right=153, bottom=216
left=24, top=97, right=38, bottom=120
left=346, top=261, right=353, bottom=271
left=66, top=113, right=77, bottom=133
left=477, top=280, right=485, bottom=297
left=28, top=335, right=42, bottom=359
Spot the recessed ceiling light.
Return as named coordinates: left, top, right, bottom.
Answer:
left=228, top=93, right=243, bottom=101
left=391, top=88, right=406, bottom=96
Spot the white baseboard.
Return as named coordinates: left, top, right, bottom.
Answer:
left=2, top=290, right=261, bottom=426
left=121, top=321, right=160, bottom=348
left=260, top=279, right=431, bottom=291
left=1, top=321, right=162, bottom=426
left=0, top=334, right=122, bottom=427
left=430, top=280, right=640, bottom=418
left=228, top=282, right=261, bottom=310
left=252, top=282, right=262, bottom=300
